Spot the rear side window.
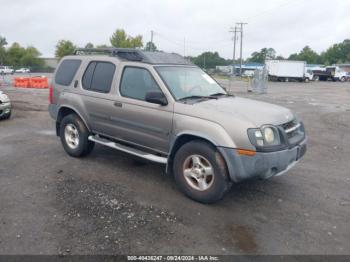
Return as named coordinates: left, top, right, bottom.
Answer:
left=55, top=59, right=81, bottom=86
left=82, top=61, right=115, bottom=93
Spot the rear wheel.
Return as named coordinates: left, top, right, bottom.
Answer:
left=173, top=140, right=231, bottom=204
left=59, top=114, right=94, bottom=157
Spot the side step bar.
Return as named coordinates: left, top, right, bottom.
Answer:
left=88, top=135, right=168, bottom=164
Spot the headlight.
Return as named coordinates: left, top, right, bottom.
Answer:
left=0, top=93, right=10, bottom=103
left=263, top=127, right=275, bottom=143
left=248, top=125, right=281, bottom=148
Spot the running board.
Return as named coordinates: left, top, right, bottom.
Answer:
left=88, top=135, right=168, bottom=164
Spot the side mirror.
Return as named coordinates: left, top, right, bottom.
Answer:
left=145, top=90, right=168, bottom=106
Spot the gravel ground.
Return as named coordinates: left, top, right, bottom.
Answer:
left=0, top=77, right=349, bottom=255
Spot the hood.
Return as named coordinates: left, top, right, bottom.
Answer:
left=177, top=96, right=294, bottom=127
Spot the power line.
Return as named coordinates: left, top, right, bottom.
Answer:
left=236, top=22, right=248, bottom=75
left=243, top=0, right=305, bottom=23
left=229, top=26, right=240, bottom=64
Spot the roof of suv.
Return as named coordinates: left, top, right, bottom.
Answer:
left=73, top=48, right=193, bottom=66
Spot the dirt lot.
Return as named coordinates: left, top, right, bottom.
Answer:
left=0, top=77, right=350, bottom=255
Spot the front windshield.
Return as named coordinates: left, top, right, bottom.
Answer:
left=156, top=66, right=226, bottom=100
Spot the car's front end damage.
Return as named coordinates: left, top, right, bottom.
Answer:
left=219, top=118, right=307, bottom=182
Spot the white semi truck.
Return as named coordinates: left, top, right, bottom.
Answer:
left=266, top=60, right=307, bottom=82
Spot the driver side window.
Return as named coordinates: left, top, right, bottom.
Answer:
left=120, top=67, right=161, bottom=101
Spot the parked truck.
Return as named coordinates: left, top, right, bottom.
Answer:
left=266, top=60, right=307, bottom=82
left=312, top=66, right=347, bottom=82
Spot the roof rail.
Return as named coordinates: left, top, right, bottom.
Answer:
left=73, top=48, right=144, bottom=61
left=73, top=48, right=192, bottom=65
left=74, top=48, right=115, bottom=55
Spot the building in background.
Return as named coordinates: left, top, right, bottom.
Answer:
left=42, top=57, right=59, bottom=69
left=335, top=64, right=350, bottom=73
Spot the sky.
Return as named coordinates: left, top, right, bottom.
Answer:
left=0, top=0, right=349, bottom=59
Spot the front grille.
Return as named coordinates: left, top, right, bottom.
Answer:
left=280, top=119, right=304, bottom=145
left=281, top=119, right=298, bottom=130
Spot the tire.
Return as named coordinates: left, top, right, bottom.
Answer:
left=305, top=78, right=310, bottom=83
left=173, top=140, right=231, bottom=204
left=3, top=111, right=11, bottom=120
left=59, top=114, right=94, bottom=157
left=341, top=77, right=346, bottom=82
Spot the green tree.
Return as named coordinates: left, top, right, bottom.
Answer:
left=96, top=44, right=110, bottom=48
left=320, top=39, right=350, bottom=65
left=0, top=35, right=7, bottom=48
left=192, top=51, right=229, bottom=69
left=145, top=41, right=157, bottom=52
left=55, top=40, right=76, bottom=59
left=248, top=48, right=276, bottom=63
left=288, top=46, right=320, bottom=64
left=0, top=35, right=7, bottom=65
left=3, top=43, right=43, bottom=68
left=21, top=46, right=44, bottom=68
left=110, top=29, right=143, bottom=48
left=84, top=42, right=94, bottom=49
left=5, top=42, right=26, bottom=66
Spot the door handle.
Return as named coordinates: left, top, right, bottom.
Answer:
left=114, top=102, right=123, bottom=107
left=74, top=80, right=78, bottom=88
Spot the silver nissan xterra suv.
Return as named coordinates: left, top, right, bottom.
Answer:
left=49, top=48, right=307, bottom=203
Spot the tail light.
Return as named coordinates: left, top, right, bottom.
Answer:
left=49, top=84, right=54, bottom=104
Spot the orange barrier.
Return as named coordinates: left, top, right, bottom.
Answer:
left=30, top=77, right=49, bottom=88
left=14, top=76, right=49, bottom=89
left=14, top=77, right=30, bottom=88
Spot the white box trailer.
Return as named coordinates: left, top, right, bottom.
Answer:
left=266, top=60, right=306, bottom=82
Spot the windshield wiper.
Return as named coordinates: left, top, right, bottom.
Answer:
left=178, top=95, right=218, bottom=102
left=209, top=92, right=233, bottom=97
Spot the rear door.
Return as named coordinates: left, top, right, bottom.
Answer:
left=79, top=60, right=119, bottom=135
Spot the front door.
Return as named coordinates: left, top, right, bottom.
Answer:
left=111, top=66, right=173, bottom=154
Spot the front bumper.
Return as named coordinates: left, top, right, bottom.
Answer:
left=0, top=102, right=11, bottom=117
left=218, top=138, right=307, bottom=182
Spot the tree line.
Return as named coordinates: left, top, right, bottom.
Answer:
left=0, top=36, right=44, bottom=70
left=55, top=29, right=156, bottom=59
left=192, top=40, right=350, bottom=69
left=247, top=40, right=350, bottom=65
left=1, top=29, right=349, bottom=70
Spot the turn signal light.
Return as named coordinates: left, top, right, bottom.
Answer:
left=237, top=149, right=256, bottom=156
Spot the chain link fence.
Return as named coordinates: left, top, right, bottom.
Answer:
left=249, top=67, right=268, bottom=94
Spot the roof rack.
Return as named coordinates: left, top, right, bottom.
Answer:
left=73, top=48, right=192, bottom=65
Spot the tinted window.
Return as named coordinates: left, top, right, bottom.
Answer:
left=82, top=62, right=115, bottom=93
left=82, top=62, right=96, bottom=90
left=90, top=62, right=115, bottom=93
left=120, top=67, right=161, bottom=100
left=55, top=59, right=81, bottom=86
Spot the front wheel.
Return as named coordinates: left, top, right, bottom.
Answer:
left=173, top=141, right=231, bottom=204
left=0, top=111, right=11, bottom=120
left=59, top=114, right=94, bottom=157
left=341, top=77, right=346, bottom=82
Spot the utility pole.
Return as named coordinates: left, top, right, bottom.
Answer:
left=229, top=26, right=240, bottom=75
left=183, top=37, right=186, bottom=58
left=236, top=22, right=248, bottom=76
left=150, top=30, right=154, bottom=51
